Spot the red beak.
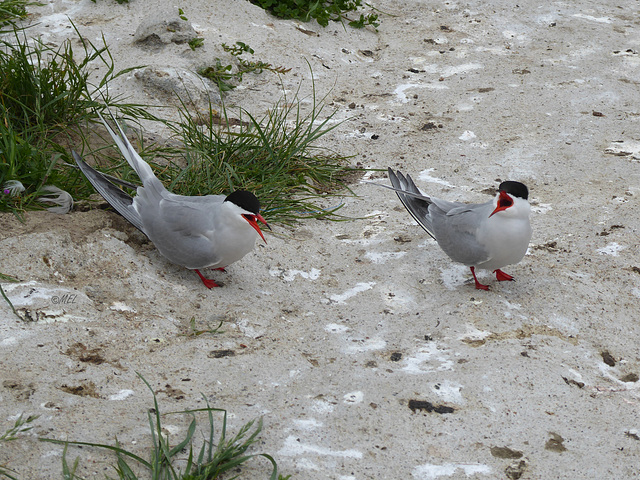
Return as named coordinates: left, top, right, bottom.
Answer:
left=489, top=190, right=514, bottom=217
left=242, top=214, right=270, bottom=244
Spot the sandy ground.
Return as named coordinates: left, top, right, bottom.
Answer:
left=2, top=0, right=640, bottom=478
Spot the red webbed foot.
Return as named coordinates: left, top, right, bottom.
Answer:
left=494, top=269, right=514, bottom=282
left=470, top=266, right=490, bottom=290
left=195, top=269, right=220, bottom=289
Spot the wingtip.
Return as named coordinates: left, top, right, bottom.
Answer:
left=387, top=167, right=401, bottom=189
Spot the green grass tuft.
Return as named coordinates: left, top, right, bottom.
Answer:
left=159, top=85, right=356, bottom=224
left=248, top=0, right=379, bottom=29
left=197, top=41, right=291, bottom=92
left=0, top=0, right=38, bottom=28
left=0, top=23, right=155, bottom=215
left=41, top=374, right=283, bottom=480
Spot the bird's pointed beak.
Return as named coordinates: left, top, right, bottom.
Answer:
left=243, top=214, right=270, bottom=244
left=489, top=190, right=514, bottom=217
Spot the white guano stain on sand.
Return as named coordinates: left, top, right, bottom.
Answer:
left=311, top=398, right=335, bottom=414
left=109, top=389, right=134, bottom=401
left=110, top=302, right=136, bottom=312
left=432, top=380, right=464, bottom=404
left=343, top=391, right=364, bottom=404
left=1, top=337, right=18, bottom=347
left=345, top=337, right=387, bottom=354
left=269, top=267, right=321, bottom=281
left=2, top=282, right=89, bottom=311
left=329, top=282, right=376, bottom=304
left=394, top=83, right=448, bottom=103
left=605, top=140, right=640, bottom=159
left=502, top=300, right=521, bottom=310
left=597, top=242, right=625, bottom=256
left=292, top=418, right=323, bottom=431
left=572, top=13, right=611, bottom=24
left=459, top=130, right=477, bottom=141
left=1, top=280, right=40, bottom=295
left=365, top=251, right=406, bottom=264
left=402, top=343, right=454, bottom=374
left=394, top=64, right=482, bottom=102
left=279, top=435, right=363, bottom=459
left=412, top=462, right=492, bottom=479
left=418, top=168, right=455, bottom=188
left=325, top=323, right=350, bottom=333
left=459, top=325, right=491, bottom=342
left=384, top=288, right=416, bottom=311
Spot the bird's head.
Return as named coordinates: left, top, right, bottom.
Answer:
left=489, top=181, right=530, bottom=218
left=224, top=190, right=270, bottom=243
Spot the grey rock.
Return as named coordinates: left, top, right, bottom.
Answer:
left=134, top=10, right=197, bottom=49
left=134, top=66, right=220, bottom=106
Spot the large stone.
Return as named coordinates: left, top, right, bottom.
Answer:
left=134, top=10, right=197, bottom=49
left=134, top=66, right=220, bottom=106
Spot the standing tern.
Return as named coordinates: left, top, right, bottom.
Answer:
left=381, top=168, right=531, bottom=290
left=73, top=111, right=269, bottom=289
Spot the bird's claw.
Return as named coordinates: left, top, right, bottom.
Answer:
left=494, top=269, right=515, bottom=282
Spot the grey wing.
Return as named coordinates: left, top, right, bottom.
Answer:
left=139, top=194, right=227, bottom=268
left=429, top=202, right=492, bottom=266
left=73, top=151, right=145, bottom=233
left=388, top=168, right=436, bottom=239
left=139, top=193, right=225, bottom=237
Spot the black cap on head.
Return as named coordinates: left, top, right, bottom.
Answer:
left=224, top=190, right=261, bottom=215
left=499, top=181, right=528, bottom=200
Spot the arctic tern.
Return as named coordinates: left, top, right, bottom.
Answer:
left=382, top=168, right=532, bottom=290
left=73, top=111, right=269, bottom=289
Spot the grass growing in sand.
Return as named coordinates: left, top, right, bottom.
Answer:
left=0, top=376, right=289, bottom=479
left=249, top=0, right=379, bottom=29
left=0, top=0, right=37, bottom=27
left=162, top=86, right=353, bottom=224
left=1, top=20, right=354, bottom=223
left=0, top=24, right=155, bottom=217
left=0, top=414, right=39, bottom=480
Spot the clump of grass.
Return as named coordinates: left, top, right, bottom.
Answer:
left=0, top=23, right=152, bottom=215
left=1, top=16, right=357, bottom=224
left=160, top=85, right=354, bottom=224
left=41, top=375, right=283, bottom=480
left=188, top=37, right=204, bottom=51
left=198, top=42, right=291, bottom=92
left=249, top=0, right=379, bottom=29
left=0, top=0, right=37, bottom=28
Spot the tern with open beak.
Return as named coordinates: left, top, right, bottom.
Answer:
left=381, top=168, right=532, bottom=290
left=73, top=111, right=270, bottom=289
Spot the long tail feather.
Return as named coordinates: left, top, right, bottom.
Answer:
left=73, top=150, right=145, bottom=233
left=386, top=168, right=436, bottom=239
left=96, top=109, right=165, bottom=197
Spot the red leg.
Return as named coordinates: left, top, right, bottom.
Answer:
left=494, top=269, right=514, bottom=282
left=214, top=267, right=227, bottom=272
left=195, top=269, right=220, bottom=289
left=470, top=266, right=489, bottom=290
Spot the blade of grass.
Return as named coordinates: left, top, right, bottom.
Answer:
left=0, top=273, right=20, bottom=320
